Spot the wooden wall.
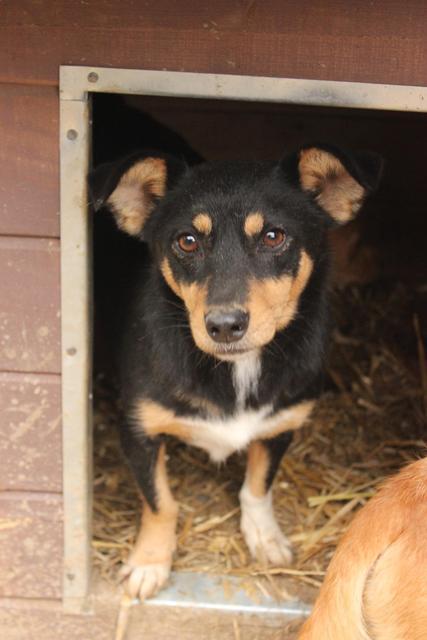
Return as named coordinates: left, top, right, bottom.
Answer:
left=0, top=0, right=426, bottom=608
left=0, top=83, right=63, bottom=599
left=2, top=1, right=427, bottom=86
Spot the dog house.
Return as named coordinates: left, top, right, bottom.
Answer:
left=1, top=3, right=427, bottom=638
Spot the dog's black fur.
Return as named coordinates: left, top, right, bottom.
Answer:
left=91, top=120, right=382, bottom=599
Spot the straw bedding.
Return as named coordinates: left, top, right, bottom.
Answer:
left=93, top=281, right=426, bottom=603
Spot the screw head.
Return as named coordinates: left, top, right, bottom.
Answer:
left=66, top=347, right=77, bottom=356
left=66, top=129, right=78, bottom=141
left=87, top=71, right=99, bottom=83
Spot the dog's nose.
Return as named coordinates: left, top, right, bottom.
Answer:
left=205, top=310, right=249, bottom=343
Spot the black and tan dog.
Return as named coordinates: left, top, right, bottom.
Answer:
left=91, top=143, right=381, bottom=600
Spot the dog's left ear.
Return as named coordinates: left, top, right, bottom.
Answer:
left=283, top=145, right=383, bottom=224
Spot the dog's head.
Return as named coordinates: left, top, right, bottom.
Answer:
left=91, top=145, right=382, bottom=360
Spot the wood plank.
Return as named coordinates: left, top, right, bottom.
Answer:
left=0, top=584, right=303, bottom=639
left=2, top=0, right=426, bottom=39
left=0, top=372, right=61, bottom=492
left=0, top=1, right=426, bottom=86
left=0, top=85, right=59, bottom=237
left=0, top=493, right=62, bottom=598
left=0, top=237, right=61, bottom=373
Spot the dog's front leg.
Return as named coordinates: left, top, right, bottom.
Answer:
left=120, top=428, right=178, bottom=600
left=240, top=433, right=293, bottom=566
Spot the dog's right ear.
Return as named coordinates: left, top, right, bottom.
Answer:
left=89, top=152, right=188, bottom=236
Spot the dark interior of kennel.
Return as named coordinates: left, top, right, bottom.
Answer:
left=91, top=92, right=427, bottom=600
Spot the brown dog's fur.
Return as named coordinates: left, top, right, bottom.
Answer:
left=299, top=457, right=427, bottom=640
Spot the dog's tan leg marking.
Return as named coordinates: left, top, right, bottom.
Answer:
left=246, top=440, right=270, bottom=498
left=123, top=443, right=178, bottom=600
left=240, top=441, right=293, bottom=566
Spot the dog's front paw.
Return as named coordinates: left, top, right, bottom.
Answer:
left=241, top=513, right=293, bottom=565
left=240, top=485, right=293, bottom=566
left=121, top=560, right=171, bottom=600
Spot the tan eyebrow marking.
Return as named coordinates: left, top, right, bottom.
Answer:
left=192, top=213, right=213, bottom=235
left=244, top=212, right=264, bottom=237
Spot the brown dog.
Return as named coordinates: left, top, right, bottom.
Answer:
left=299, top=457, right=427, bottom=640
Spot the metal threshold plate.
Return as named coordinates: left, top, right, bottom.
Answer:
left=141, top=571, right=311, bottom=617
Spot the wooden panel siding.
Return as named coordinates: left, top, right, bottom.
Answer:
left=1, top=0, right=427, bottom=86
left=0, top=493, right=62, bottom=599
left=0, top=372, right=61, bottom=492
left=0, top=237, right=61, bottom=374
left=0, top=589, right=303, bottom=639
left=0, top=85, right=59, bottom=238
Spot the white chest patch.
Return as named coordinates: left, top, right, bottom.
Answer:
left=180, top=351, right=279, bottom=462
left=232, top=351, right=261, bottom=409
left=182, top=404, right=274, bottom=463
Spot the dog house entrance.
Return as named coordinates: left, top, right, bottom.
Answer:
left=60, top=67, right=427, bottom=617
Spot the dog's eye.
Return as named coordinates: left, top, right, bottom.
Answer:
left=177, top=233, right=199, bottom=253
left=263, top=229, right=285, bottom=249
